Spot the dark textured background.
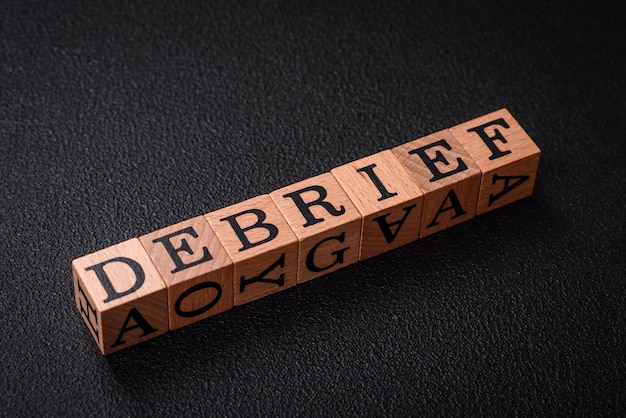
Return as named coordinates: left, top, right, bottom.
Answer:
left=1, top=0, right=625, bottom=416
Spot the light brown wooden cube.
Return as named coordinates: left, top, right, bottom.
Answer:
left=331, top=150, right=424, bottom=260
left=139, top=216, right=234, bottom=330
left=206, top=194, right=298, bottom=306
left=449, top=108, right=541, bottom=214
left=270, top=173, right=362, bottom=283
left=72, top=238, right=168, bottom=355
left=393, top=129, right=481, bottom=237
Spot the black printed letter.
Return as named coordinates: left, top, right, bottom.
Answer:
left=152, top=226, right=213, bottom=274
left=77, top=280, right=99, bottom=339
left=426, top=189, right=467, bottom=228
left=110, top=308, right=158, bottom=348
left=372, top=204, right=417, bottom=244
left=85, top=257, right=145, bottom=303
left=466, top=118, right=512, bottom=160
left=305, top=233, right=348, bottom=272
left=240, top=253, right=286, bottom=293
left=220, top=208, right=279, bottom=251
left=408, top=139, right=468, bottom=182
left=488, top=174, right=529, bottom=206
left=283, top=185, right=346, bottom=227
left=356, top=163, right=398, bottom=201
left=174, top=282, right=222, bottom=317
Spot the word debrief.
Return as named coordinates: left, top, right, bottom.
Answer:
left=72, top=108, right=541, bottom=355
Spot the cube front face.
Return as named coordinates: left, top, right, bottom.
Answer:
left=449, top=108, right=541, bottom=214
left=332, top=150, right=424, bottom=260
left=206, top=194, right=299, bottom=305
left=139, top=216, right=234, bottom=330
left=393, top=129, right=482, bottom=237
left=72, top=238, right=168, bottom=355
left=270, top=172, right=362, bottom=283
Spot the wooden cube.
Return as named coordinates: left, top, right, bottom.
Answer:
left=449, top=108, right=541, bottom=214
left=72, top=238, right=168, bottom=355
left=206, top=194, right=298, bottom=306
left=393, top=129, right=481, bottom=237
left=270, top=172, right=362, bottom=283
left=331, top=150, right=424, bottom=260
left=139, top=216, right=234, bottom=330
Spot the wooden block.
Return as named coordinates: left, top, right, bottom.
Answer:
left=449, top=108, right=541, bottom=214
left=72, top=238, right=168, bottom=355
left=139, top=216, right=234, bottom=330
left=206, top=194, right=298, bottom=306
left=270, top=172, right=362, bottom=283
left=393, top=129, right=481, bottom=237
left=331, top=150, right=424, bottom=260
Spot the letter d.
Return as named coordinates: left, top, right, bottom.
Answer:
left=85, top=257, right=145, bottom=303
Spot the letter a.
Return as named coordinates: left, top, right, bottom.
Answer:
left=427, top=189, right=467, bottom=228
left=488, top=174, right=529, bottom=206
left=111, top=308, right=158, bottom=348
left=372, top=204, right=416, bottom=244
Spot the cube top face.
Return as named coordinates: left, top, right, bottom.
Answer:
left=392, top=129, right=482, bottom=192
left=449, top=108, right=540, bottom=173
left=72, top=238, right=167, bottom=310
left=205, top=194, right=298, bottom=262
left=270, top=172, right=362, bottom=240
left=139, top=216, right=232, bottom=286
left=331, top=149, right=424, bottom=216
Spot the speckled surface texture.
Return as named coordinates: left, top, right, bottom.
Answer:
left=1, top=1, right=625, bottom=415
